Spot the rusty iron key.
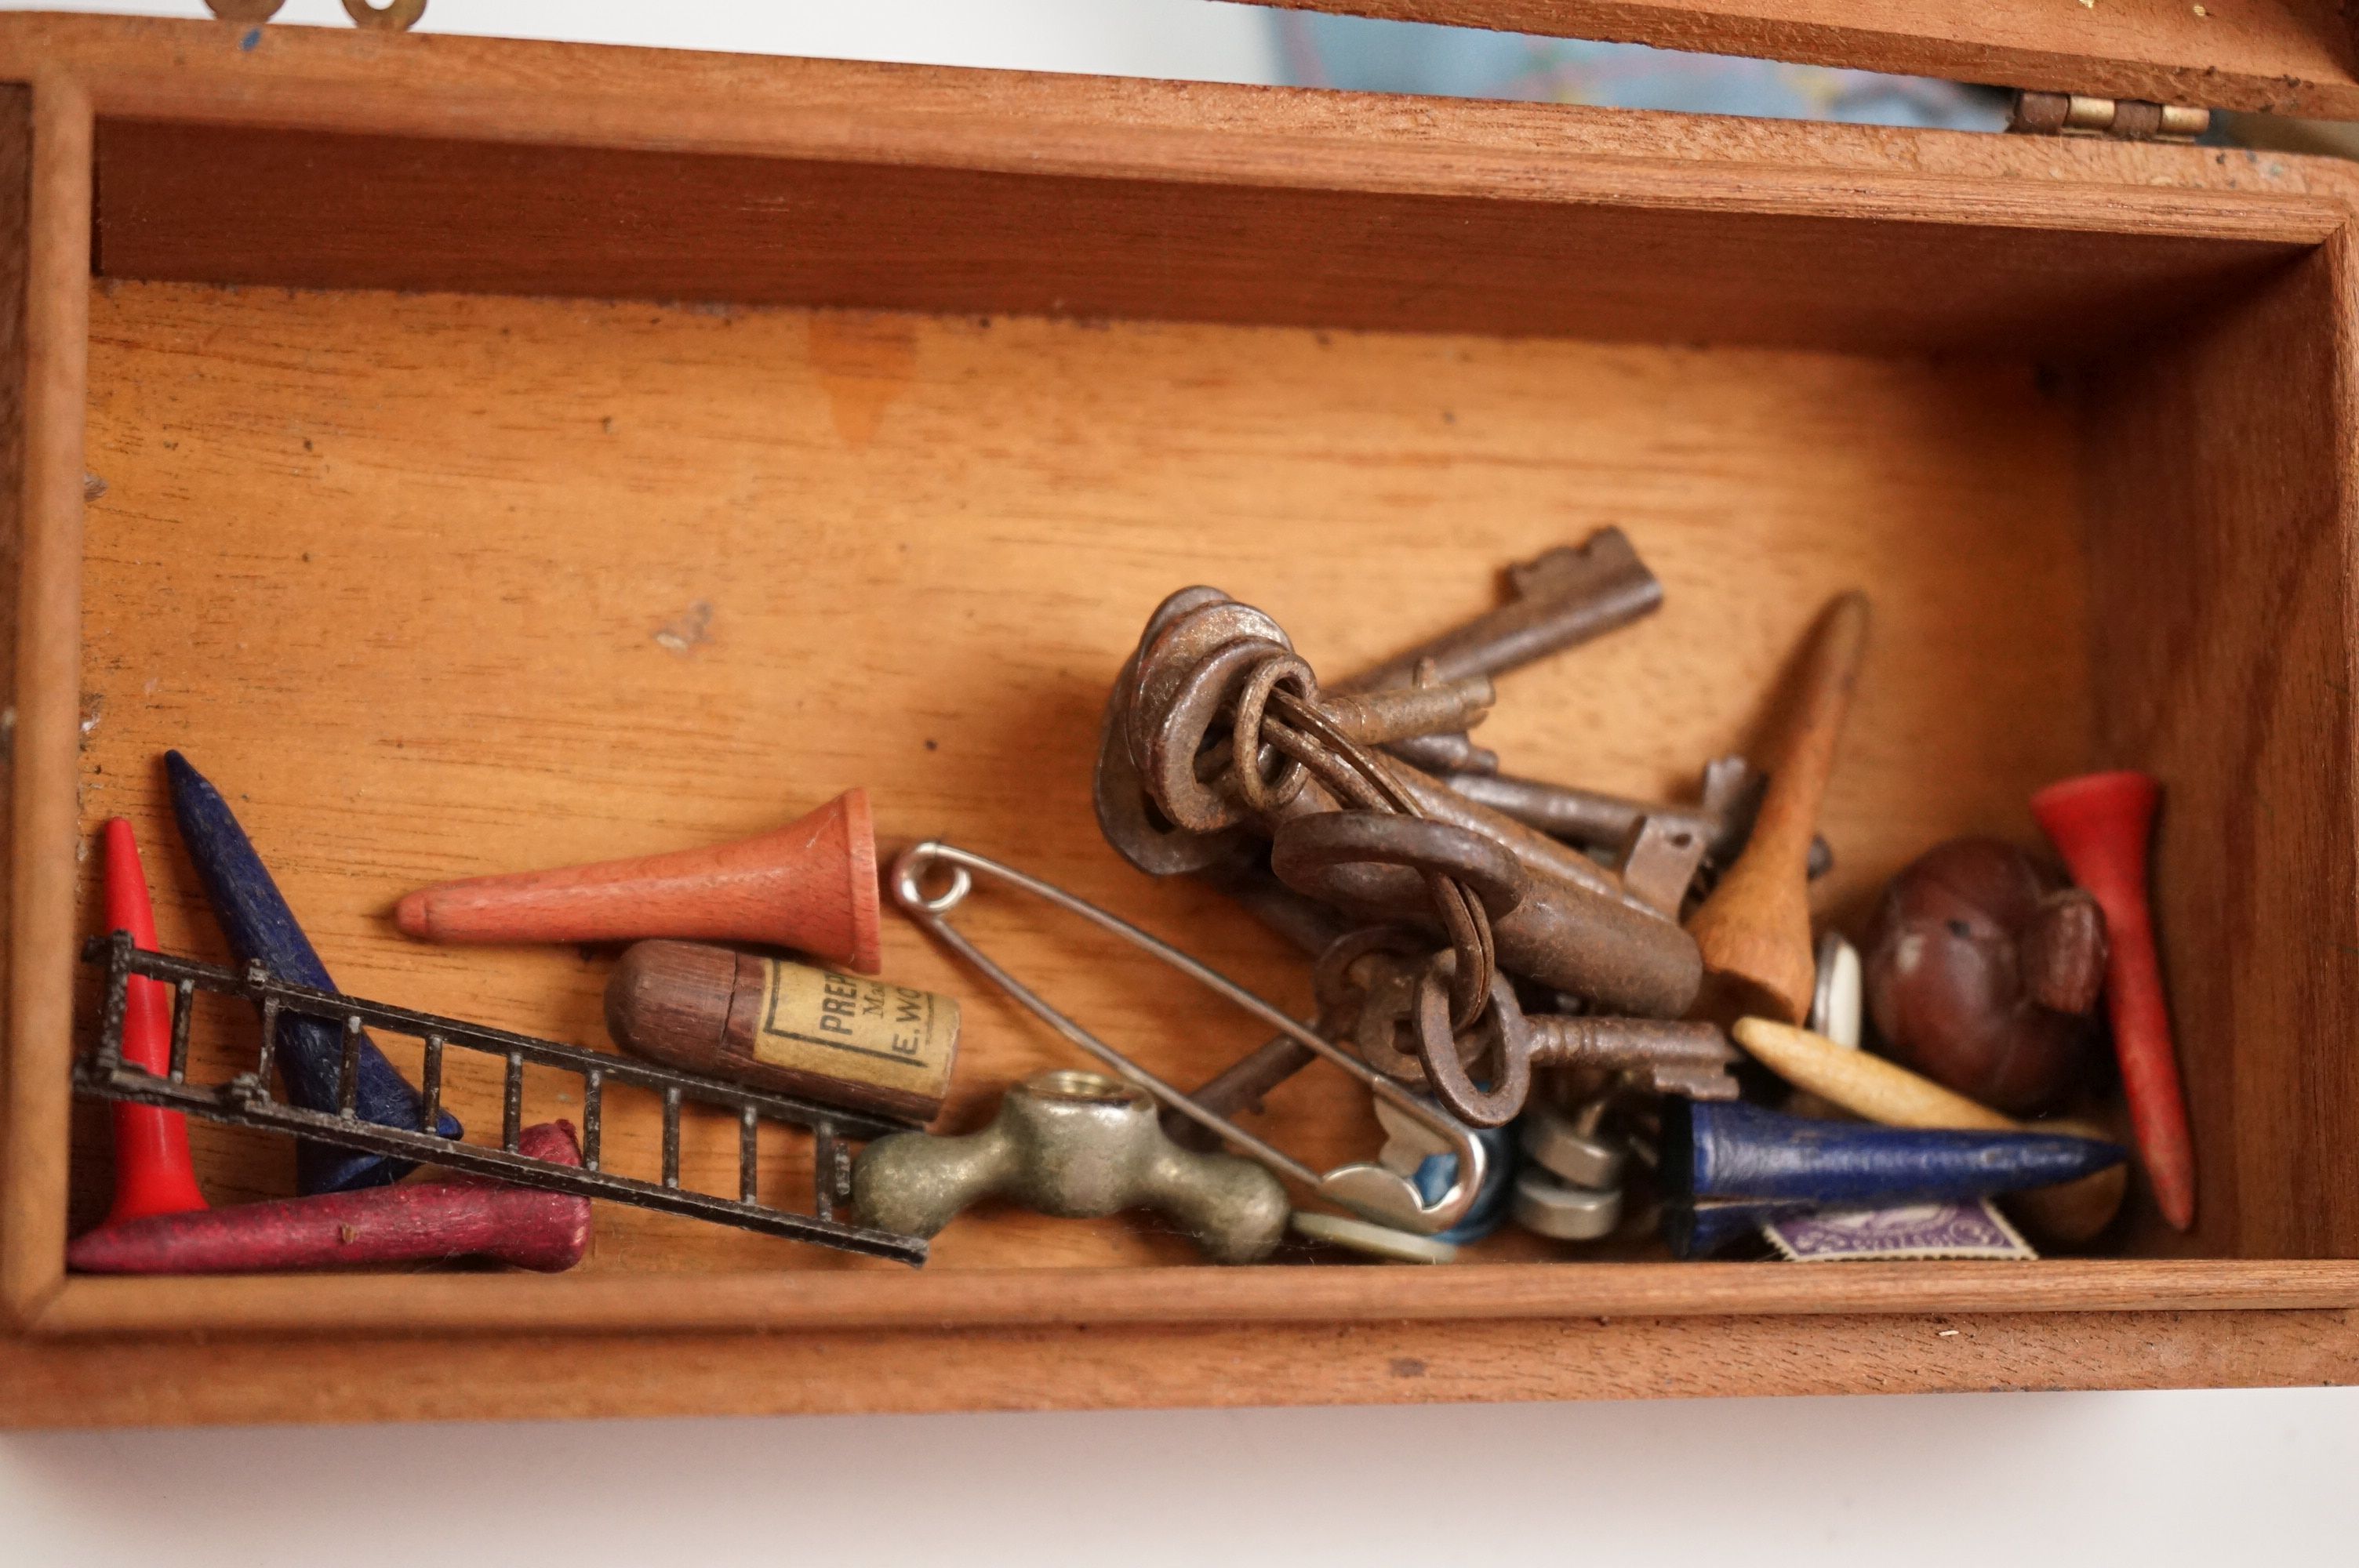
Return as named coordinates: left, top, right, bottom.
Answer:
left=1333, top=527, right=1663, bottom=779
left=1402, top=955, right=1739, bottom=1123
left=1122, top=590, right=1702, bottom=1018
left=1445, top=756, right=1834, bottom=879
left=1336, top=528, right=1663, bottom=695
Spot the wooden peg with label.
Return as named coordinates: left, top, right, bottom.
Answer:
left=605, top=940, right=958, bottom=1123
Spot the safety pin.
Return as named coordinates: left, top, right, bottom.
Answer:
left=889, top=841, right=1485, bottom=1234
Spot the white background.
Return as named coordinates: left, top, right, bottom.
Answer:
left=4, top=5, right=2355, bottom=1563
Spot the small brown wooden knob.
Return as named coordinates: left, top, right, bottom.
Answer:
left=1864, top=838, right=2107, bottom=1116
left=605, top=940, right=958, bottom=1123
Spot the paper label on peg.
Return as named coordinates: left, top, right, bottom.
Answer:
left=751, top=959, right=958, bottom=1101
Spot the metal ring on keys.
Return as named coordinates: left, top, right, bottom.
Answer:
left=1270, top=812, right=1525, bottom=920
left=1126, top=597, right=1290, bottom=771
left=888, top=841, right=1488, bottom=1233
left=1413, top=956, right=1534, bottom=1128
left=1227, top=651, right=1317, bottom=815
left=1093, top=665, right=1256, bottom=877
left=1142, top=637, right=1296, bottom=833
left=1270, top=810, right=1517, bottom=1033
left=1311, top=927, right=1437, bottom=1082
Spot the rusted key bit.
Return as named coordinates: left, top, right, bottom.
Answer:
left=1383, top=731, right=1499, bottom=776
left=1448, top=756, right=1761, bottom=862
left=1402, top=953, right=1739, bottom=1125
left=1338, top=528, right=1663, bottom=694
left=1445, top=756, right=1834, bottom=880
left=1320, top=674, right=1496, bottom=746
left=1523, top=1014, right=1741, bottom=1100
left=1618, top=815, right=1711, bottom=920
left=1189, top=673, right=1497, bottom=781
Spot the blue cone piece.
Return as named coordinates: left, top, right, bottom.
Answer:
left=1412, top=1122, right=1517, bottom=1246
left=1668, top=1199, right=1820, bottom=1261
left=165, top=751, right=460, bottom=1192
left=1660, top=1100, right=2125, bottom=1259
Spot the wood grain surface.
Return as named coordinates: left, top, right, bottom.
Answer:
left=2, top=77, right=86, bottom=1332
left=2084, top=241, right=2359, bottom=1261
left=67, top=275, right=2095, bottom=1283
left=2, top=14, right=2357, bottom=1424
left=0, top=85, right=24, bottom=1332
left=6, top=1306, right=2357, bottom=1428
left=1269, top=0, right=2359, bottom=118
left=30, top=1258, right=2359, bottom=1339
left=0, top=10, right=2343, bottom=207
left=0, top=16, right=2335, bottom=361
left=89, top=118, right=2315, bottom=359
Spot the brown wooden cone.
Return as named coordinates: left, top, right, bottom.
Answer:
left=1686, top=592, right=1870, bottom=1024
left=394, top=789, right=882, bottom=973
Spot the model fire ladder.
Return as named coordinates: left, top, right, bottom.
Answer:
left=73, top=931, right=929, bottom=1265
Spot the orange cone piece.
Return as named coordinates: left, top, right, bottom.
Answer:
left=394, top=789, right=882, bottom=974
left=99, top=818, right=209, bottom=1225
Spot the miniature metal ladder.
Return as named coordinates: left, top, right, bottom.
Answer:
left=72, top=932, right=929, bottom=1265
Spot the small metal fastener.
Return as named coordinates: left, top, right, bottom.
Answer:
left=1374, top=1090, right=1454, bottom=1176
left=852, top=1070, right=1291, bottom=1264
left=1511, top=1167, right=1623, bottom=1240
left=889, top=842, right=1487, bottom=1233
left=1519, top=1098, right=1626, bottom=1189
left=1809, top=929, right=1863, bottom=1050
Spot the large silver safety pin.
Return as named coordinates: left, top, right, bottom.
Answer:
left=890, top=841, right=1485, bottom=1234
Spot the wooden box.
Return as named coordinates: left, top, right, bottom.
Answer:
left=6, top=7, right=2359, bottom=1427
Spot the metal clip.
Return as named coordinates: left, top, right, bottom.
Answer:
left=889, top=842, right=1487, bottom=1233
left=2008, top=91, right=2208, bottom=143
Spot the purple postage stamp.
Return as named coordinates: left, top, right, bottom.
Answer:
left=1764, top=1200, right=2036, bottom=1261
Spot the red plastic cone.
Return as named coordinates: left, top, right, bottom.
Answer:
left=2031, top=771, right=2195, bottom=1232
left=96, top=818, right=209, bottom=1225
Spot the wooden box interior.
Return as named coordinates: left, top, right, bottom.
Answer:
left=54, top=108, right=2358, bottom=1291
left=2, top=20, right=2356, bottom=1380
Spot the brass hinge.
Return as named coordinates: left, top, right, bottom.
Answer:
left=2008, top=91, right=2210, bottom=143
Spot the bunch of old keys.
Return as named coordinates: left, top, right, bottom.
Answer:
left=1084, top=528, right=1805, bottom=1259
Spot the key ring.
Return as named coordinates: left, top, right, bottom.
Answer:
left=890, top=841, right=1486, bottom=1233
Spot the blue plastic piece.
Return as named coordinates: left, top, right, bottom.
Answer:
left=1660, top=1100, right=2125, bottom=1258
left=165, top=751, right=460, bottom=1192
left=1412, top=1123, right=1517, bottom=1246
left=1668, top=1200, right=1819, bottom=1260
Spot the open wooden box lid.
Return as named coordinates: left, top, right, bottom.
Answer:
left=1269, top=0, right=2359, bottom=118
